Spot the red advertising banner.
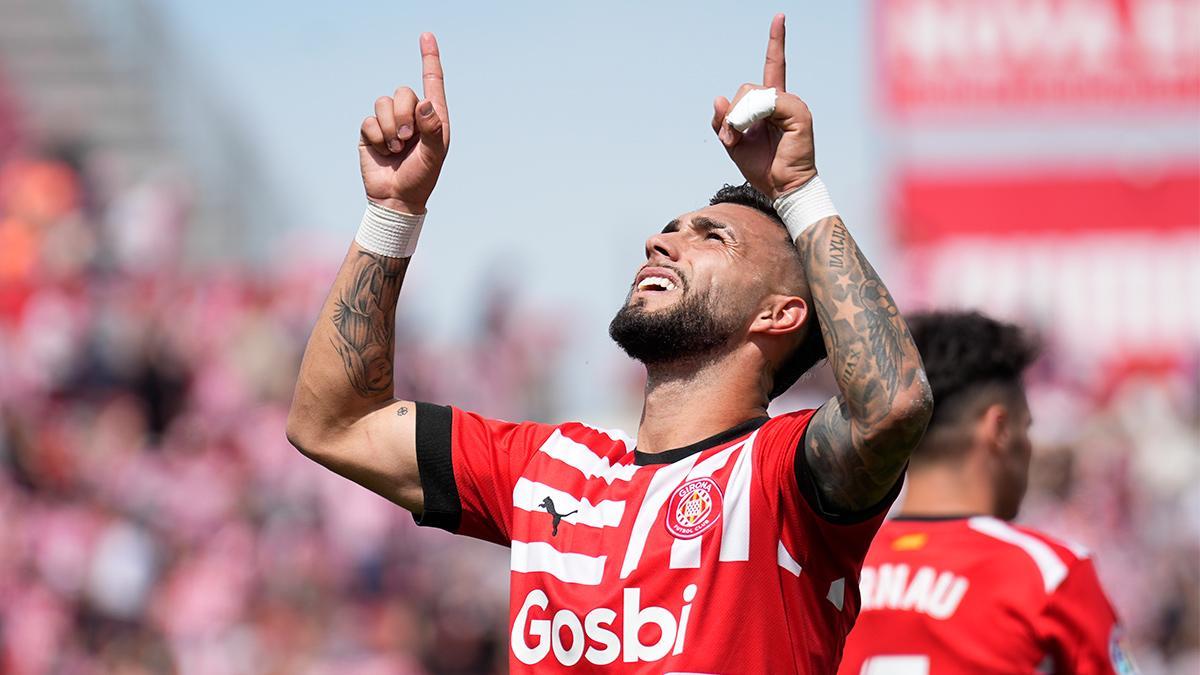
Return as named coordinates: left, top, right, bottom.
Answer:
left=893, top=168, right=1200, bottom=366
left=877, top=0, right=1200, bottom=114
left=895, top=167, right=1200, bottom=243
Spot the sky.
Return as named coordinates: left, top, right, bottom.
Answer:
left=142, top=1, right=881, bottom=419
left=68, top=0, right=1198, bottom=422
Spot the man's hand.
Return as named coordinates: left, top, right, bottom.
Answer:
left=711, top=14, right=815, bottom=200
left=358, top=32, right=450, bottom=214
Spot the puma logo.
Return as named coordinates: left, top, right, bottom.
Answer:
left=540, top=496, right=578, bottom=536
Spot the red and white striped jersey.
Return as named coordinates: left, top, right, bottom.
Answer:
left=411, top=403, right=898, bottom=674
left=837, top=516, right=1133, bottom=675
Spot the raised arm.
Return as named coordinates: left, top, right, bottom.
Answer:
left=286, top=33, right=450, bottom=513
left=793, top=215, right=930, bottom=513
left=713, top=15, right=932, bottom=513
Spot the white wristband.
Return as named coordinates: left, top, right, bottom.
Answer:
left=355, top=200, right=425, bottom=258
left=773, top=176, right=839, bottom=240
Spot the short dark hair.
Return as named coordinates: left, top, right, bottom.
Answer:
left=908, top=310, right=1040, bottom=432
left=709, top=183, right=827, bottom=398
left=709, top=182, right=784, bottom=224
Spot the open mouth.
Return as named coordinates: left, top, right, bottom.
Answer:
left=633, top=266, right=683, bottom=294
left=636, top=275, right=678, bottom=293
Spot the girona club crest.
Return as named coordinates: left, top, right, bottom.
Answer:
left=665, top=477, right=723, bottom=539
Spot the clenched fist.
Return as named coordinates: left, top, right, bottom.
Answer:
left=711, top=15, right=817, bottom=201
left=359, top=32, right=450, bottom=214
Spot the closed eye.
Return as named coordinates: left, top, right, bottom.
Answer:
left=693, top=216, right=736, bottom=244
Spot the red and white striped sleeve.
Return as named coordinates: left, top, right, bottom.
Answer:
left=412, top=403, right=558, bottom=545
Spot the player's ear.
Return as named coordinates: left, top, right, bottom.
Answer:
left=750, top=295, right=807, bottom=336
left=977, top=404, right=1011, bottom=456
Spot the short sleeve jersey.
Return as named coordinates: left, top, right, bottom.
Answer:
left=412, top=403, right=899, bottom=674
left=837, top=516, right=1134, bottom=675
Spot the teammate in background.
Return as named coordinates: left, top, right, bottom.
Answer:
left=287, top=15, right=933, bottom=673
left=838, top=311, right=1134, bottom=675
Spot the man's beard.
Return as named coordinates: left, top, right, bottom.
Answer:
left=608, top=287, right=743, bottom=366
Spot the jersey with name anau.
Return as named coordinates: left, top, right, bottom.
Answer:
left=838, top=516, right=1130, bottom=675
left=412, top=403, right=897, bottom=674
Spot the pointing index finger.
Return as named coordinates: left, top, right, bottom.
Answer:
left=763, top=13, right=786, bottom=91
left=420, top=32, right=446, bottom=107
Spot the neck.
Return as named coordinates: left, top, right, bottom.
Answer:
left=636, top=351, right=768, bottom=455
left=898, top=460, right=996, bottom=518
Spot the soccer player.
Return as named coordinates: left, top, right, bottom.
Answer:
left=838, top=311, right=1134, bottom=675
left=287, top=15, right=933, bottom=673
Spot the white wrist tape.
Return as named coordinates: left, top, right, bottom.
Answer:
left=725, top=88, right=777, bottom=133
left=355, top=201, right=425, bottom=258
left=773, top=176, right=839, bottom=240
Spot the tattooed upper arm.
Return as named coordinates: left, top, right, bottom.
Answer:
left=802, top=396, right=910, bottom=514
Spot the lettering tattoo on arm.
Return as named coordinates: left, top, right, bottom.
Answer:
left=797, top=216, right=931, bottom=512
left=330, top=251, right=406, bottom=399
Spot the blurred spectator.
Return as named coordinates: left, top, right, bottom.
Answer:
left=0, top=144, right=548, bottom=674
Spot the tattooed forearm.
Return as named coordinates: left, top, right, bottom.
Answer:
left=827, top=223, right=849, bottom=270
left=330, top=251, right=407, bottom=398
left=800, top=217, right=914, bottom=426
left=795, top=216, right=932, bottom=512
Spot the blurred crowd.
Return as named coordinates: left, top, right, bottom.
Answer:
left=0, top=142, right=1197, bottom=675
left=0, top=144, right=562, bottom=674
left=1019, top=360, right=1200, bottom=674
